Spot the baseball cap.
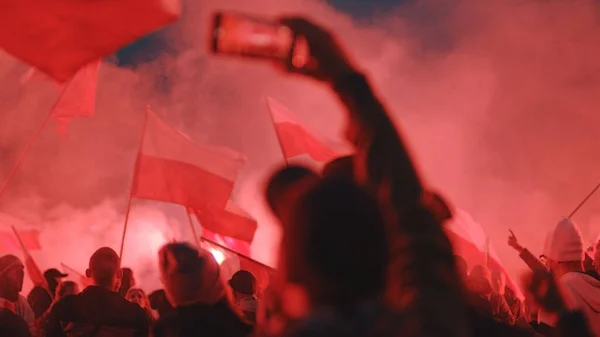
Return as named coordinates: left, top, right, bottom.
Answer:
left=44, top=268, right=68, bottom=280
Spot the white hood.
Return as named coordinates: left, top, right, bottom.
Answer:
left=561, top=272, right=600, bottom=336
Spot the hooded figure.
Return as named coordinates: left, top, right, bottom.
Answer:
left=0, top=255, right=35, bottom=333
left=153, top=242, right=252, bottom=337
left=539, top=218, right=600, bottom=336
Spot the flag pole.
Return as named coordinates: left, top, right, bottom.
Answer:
left=262, top=97, right=289, bottom=165
left=10, top=226, right=30, bottom=256
left=484, top=237, right=490, bottom=267
left=569, top=182, right=600, bottom=219
left=200, top=234, right=275, bottom=272
left=119, top=106, right=150, bottom=262
left=11, top=226, right=48, bottom=290
left=185, top=207, right=202, bottom=249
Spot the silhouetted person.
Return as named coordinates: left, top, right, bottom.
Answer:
left=41, top=247, right=149, bottom=337
left=229, top=270, right=258, bottom=324
left=0, top=308, right=30, bottom=337
left=153, top=243, right=252, bottom=337
left=28, top=268, right=68, bottom=319
left=149, top=289, right=173, bottom=319
left=265, top=165, right=320, bottom=223
left=118, top=268, right=135, bottom=298
left=0, top=255, right=35, bottom=333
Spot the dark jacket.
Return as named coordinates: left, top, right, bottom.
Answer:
left=0, top=308, right=31, bottom=337
left=27, top=285, right=53, bottom=319
left=41, top=286, right=149, bottom=337
left=153, top=300, right=252, bottom=337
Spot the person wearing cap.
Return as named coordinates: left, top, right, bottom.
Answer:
left=0, top=254, right=35, bottom=334
left=27, top=268, right=68, bottom=319
left=229, top=270, right=258, bottom=324
left=153, top=242, right=252, bottom=337
left=40, top=247, right=149, bottom=337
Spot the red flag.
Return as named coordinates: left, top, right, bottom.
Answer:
left=0, top=0, right=180, bottom=82
left=195, top=201, right=257, bottom=244
left=265, top=97, right=338, bottom=162
left=201, top=231, right=273, bottom=293
left=24, top=254, right=47, bottom=289
left=51, top=61, right=101, bottom=136
left=132, top=112, right=246, bottom=212
left=0, top=230, right=41, bottom=252
left=446, top=208, right=522, bottom=298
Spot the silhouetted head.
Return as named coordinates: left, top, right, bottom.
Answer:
left=265, top=165, right=320, bottom=222
left=44, top=268, right=68, bottom=295
left=86, top=247, right=122, bottom=291
left=455, top=255, right=468, bottom=280
left=322, top=155, right=354, bottom=181
left=55, top=281, right=79, bottom=299
left=281, top=177, right=388, bottom=307
left=118, top=267, right=135, bottom=297
left=0, top=255, right=24, bottom=302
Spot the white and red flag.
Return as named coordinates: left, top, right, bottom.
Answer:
left=0, top=0, right=180, bottom=82
left=0, top=229, right=41, bottom=252
left=265, top=97, right=338, bottom=163
left=51, top=60, right=102, bottom=136
left=195, top=200, right=257, bottom=244
left=445, top=208, right=523, bottom=298
left=131, top=112, right=246, bottom=212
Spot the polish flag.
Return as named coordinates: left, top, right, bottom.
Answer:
left=201, top=230, right=273, bottom=292
left=51, top=60, right=102, bottom=136
left=24, top=254, right=47, bottom=289
left=195, top=201, right=257, bottom=244
left=0, top=230, right=41, bottom=252
left=265, top=97, right=338, bottom=162
left=446, top=208, right=523, bottom=298
left=132, top=111, right=246, bottom=212
left=0, top=0, right=180, bottom=82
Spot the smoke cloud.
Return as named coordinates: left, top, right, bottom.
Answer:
left=1, top=0, right=600, bottom=291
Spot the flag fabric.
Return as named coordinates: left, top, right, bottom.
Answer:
left=0, top=0, right=180, bottom=82
left=446, top=208, right=523, bottom=298
left=265, top=97, right=338, bottom=162
left=24, top=254, right=47, bottom=289
left=132, top=112, right=246, bottom=212
left=51, top=60, right=102, bottom=136
left=200, top=231, right=273, bottom=293
left=60, top=263, right=93, bottom=288
left=202, top=228, right=252, bottom=258
left=0, top=230, right=41, bottom=252
left=195, top=201, right=257, bottom=244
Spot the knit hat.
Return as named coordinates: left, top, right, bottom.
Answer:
left=543, top=218, right=584, bottom=263
left=158, top=242, right=225, bottom=307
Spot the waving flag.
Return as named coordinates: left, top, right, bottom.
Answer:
left=0, top=230, right=41, bottom=252
left=132, top=111, right=246, bottom=212
left=446, top=208, right=523, bottom=298
left=0, top=0, right=180, bottom=82
left=51, top=60, right=102, bottom=136
left=195, top=201, right=257, bottom=244
left=265, top=97, right=338, bottom=162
